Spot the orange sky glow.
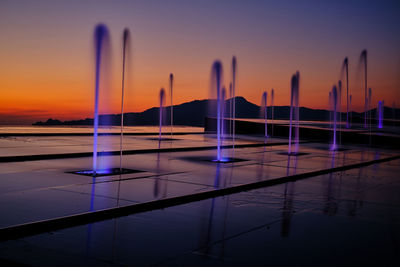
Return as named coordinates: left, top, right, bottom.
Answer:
left=0, top=0, right=399, bottom=124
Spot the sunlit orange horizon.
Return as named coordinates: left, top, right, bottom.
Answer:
left=1, top=1, right=399, bottom=125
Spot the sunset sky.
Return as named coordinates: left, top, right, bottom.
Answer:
left=0, top=0, right=399, bottom=124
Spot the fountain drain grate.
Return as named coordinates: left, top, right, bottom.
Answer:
left=69, top=168, right=145, bottom=177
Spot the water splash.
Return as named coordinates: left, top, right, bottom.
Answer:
left=261, top=91, right=268, bottom=139
left=341, top=58, right=350, bottom=128
left=169, top=73, right=174, bottom=137
left=331, top=85, right=338, bottom=151
left=271, top=88, right=274, bottom=136
left=159, top=88, right=165, bottom=141
left=211, top=61, right=223, bottom=161
left=378, top=100, right=383, bottom=129
left=92, top=24, right=110, bottom=176
left=288, top=72, right=300, bottom=155
left=360, top=50, right=368, bottom=128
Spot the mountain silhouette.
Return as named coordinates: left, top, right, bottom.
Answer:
left=33, top=96, right=399, bottom=126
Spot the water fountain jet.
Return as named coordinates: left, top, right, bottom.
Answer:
left=159, top=88, right=166, bottom=142
left=360, top=50, right=368, bottom=128
left=169, top=73, right=174, bottom=137
left=288, top=72, right=300, bottom=155
left=341, top=58, right=350, bottom=128
left=231, top=56, right=237, bottom=150
left=271, top=88, right=274, bottom=136
left=92, top=24, right=110, bottom=176
left=261, top=91, right=268, bottom=140
left=378, top=101, right=383, bottom=129
left=119, top=28, right=130, bottom=172
left=331, top=85, right=338, bottom=151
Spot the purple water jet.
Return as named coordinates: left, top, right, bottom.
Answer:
left=271, top=88, right=274, bottom=136
left=378, top=100, right=383, bottom=129
left=92, top=24, right=110, bottom=176
left=221, top=87, right=226, bottom=141
left=329, top=91, right=332, bottom=129
left=229, top=83, right=233, bottom=137
left=338, top=80, right=342, bottom=145
left=295, top=72, right=300, bottom=153
left=120, top=28, right=130, bottom=171
left=159, top=88, right=165, bottom=141
left=232, top=56, right=237, bottom=149
left=349, top=94, right=353, bottom=127
left=331, top=85, right=338, bottom=151
left=341, top=58, right=350, bottom=128
left=368, top=87, right=372, bottom=130
left=261, top=91, right=268, bottom=139
left=169, top=73, right=174, bottom=137
left=360, top=50, right=368, bottom=128
left=288, top=72, right=300, bottom=155
left=211, top=61, right=223, bottom=161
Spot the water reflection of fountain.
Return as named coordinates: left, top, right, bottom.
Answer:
left=322, top=151, right=340, bottom=216
left=281, top=155, right=297, bottom=237
left=197, top=163, right=222, bottom=258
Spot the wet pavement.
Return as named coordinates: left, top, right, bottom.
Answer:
left=0, top=130, right=399, bottom=266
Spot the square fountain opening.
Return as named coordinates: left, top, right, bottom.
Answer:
left=182, top=156, right=248, bottom=164
left=69, top=168, right=145, bottom=177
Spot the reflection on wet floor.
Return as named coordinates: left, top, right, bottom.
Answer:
left=0, top=134, right=399, bottom=265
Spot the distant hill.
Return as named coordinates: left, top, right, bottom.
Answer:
left=33, top=96, right=400, bottom=127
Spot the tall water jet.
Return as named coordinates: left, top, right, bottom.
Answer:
left=271, top=88, right=274, bottom=136
left=378, top=101, right=383, bottom=129
left=342, top=58, right=350, bottom=128
left=288, top=72, right=299, bottom=155
left=119, top=28, right=130, bottom=172
left=169, top=73, right=174, bottom=137
left=294, top=72, right=300, bottom=153
left=338, top=80, right=342, bottom=145
left=211, top=61, right=223, bottom=161
left=221, top=87, right=226, bottom=140
left=331, top=85, right=338, bottom=151
left=159, top=88, right=165, bottom=141
left=231, top=56, right=237, bottom=149
left=360, top=50, right=368, bottom=128
left=261, top=91, right=268, bottom=139
left=349, top=94, right=353, bottom=127
left=368, top=88, right=372, bottom=127
left=229, top=83, right=233, bottom=137
left=92, top=24, right=110, bottom=176
left=329, top=91, right=332, bottom=129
